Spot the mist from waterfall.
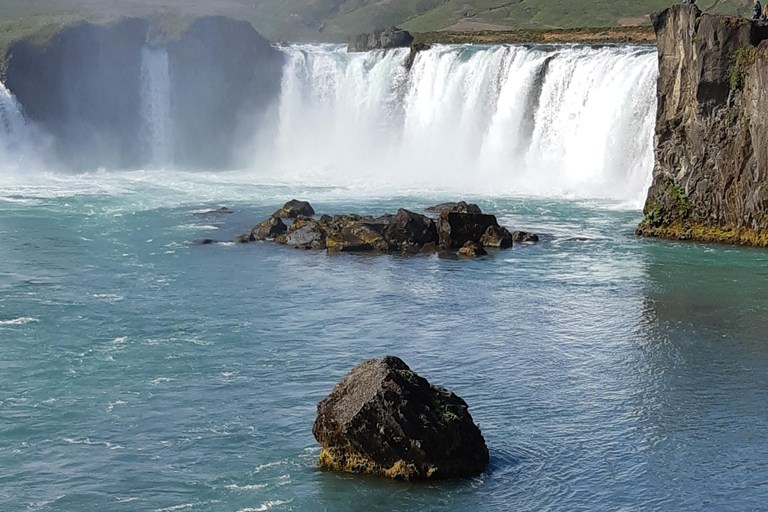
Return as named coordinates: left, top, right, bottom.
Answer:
left=0, top=43, right=658, bottom=206
left=267, top=44, right=658, bottom=205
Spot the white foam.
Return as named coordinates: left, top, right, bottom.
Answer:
left=0, top=317, right=38, bottom=325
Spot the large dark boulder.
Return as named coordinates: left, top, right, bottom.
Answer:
left=313, top=356, right=489, bottom=480
left=437, top=212, right=500, bottom=249
left=273, top=199, right=315, bottom=219
left=382, top=209, right=438, bottom=251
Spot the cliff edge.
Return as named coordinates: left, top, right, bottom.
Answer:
left=637, top=5, right=768, bottom=246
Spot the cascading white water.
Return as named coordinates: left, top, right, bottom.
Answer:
left=269, top=43, right=658, bottom=205
left=0, top=82, right=28, bottom=166
left=140, top=46, right=172, bottom=167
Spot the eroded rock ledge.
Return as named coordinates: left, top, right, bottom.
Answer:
left=313, top=356, right=489, bottom=480
left=236, top=200, right=538, bottom=256
left=637, top=4, right=768, bottom=246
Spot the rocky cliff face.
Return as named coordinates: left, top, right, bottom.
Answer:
left=3, top=17, right=283, bottom=170
left=638, top=5, right=768, bottom=246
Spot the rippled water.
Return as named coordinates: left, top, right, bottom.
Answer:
left=2, top=177, right=768, bottom=511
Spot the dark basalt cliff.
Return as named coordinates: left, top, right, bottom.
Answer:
left=638, top=5, right=768, bottom=246
left=3, top=17, right=283, bottom=170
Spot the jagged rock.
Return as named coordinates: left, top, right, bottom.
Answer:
left=480, top=225, right=513, bottom=248
left=349, top=27, right=414, bottom=52
left=283, top=223, right=326, bottom=249
left=425, top=201, right=482, bottom=215
left=437, top=211, right=500, bottom=249
left=193, top=238, right=216, bottom=245
left=637, top=5, right=768, bottom=246
left=313, top=356, right=489, bottom=480
left=273, top=199, right=315, bottom=219
left=235, top=234, right=252, bottom=244
left=420, top=242, right=439, bottom=253
left=512, top=231, right=539, bottom=243
left=319, top=214, right=333, bottom=224
left=382, top=209, right=438, bottom=250
left=458, top=241, right=487, bottom=257
left=326, top=228, right=378, bottom=253
left=251, top=216, right=288, bottom=240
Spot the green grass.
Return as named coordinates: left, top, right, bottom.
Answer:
left=0, top=0, right=755, bottom=43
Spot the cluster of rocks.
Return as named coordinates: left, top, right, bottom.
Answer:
left=313, top=356, right=489, bottom=480
left=348, top=27, right=414, bottom=52
left=235, top=200, right=538, bottom=257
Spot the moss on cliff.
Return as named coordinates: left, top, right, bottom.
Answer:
left=727, top=46, right=757, bottom=91
left=639, top=4, right=768, bottom=248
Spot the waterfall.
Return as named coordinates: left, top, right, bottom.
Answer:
left=140, top=46, right=172, bottom=167
left=0, top=82, right=28, bottom=166
left=270, top=44, right=658, bottom=204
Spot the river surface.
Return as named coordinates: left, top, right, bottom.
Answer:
left=2, top=173, right=768, bottom=511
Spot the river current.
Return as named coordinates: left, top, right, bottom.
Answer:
left=1, top=44, right=768, bottom=511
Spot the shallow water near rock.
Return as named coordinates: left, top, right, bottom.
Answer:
left=2, top=176, right=768, bottom=511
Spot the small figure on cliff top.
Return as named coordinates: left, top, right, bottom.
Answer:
left=763, top=4, right=768, bottom=20
left=754, top=0, right=763, bottom=20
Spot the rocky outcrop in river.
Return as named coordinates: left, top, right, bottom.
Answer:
left=313, top=356, right=489, bottom=480
left=236, top=200, right=533, bottom=256
left=637, top=4, right=768, bottom=246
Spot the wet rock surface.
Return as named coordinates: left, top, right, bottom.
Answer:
left=312, top=356, right=489, bottom=480
left=512, top=231, right=540, bottom=243
left=234, top=200, right=539, bottom=256
left=459, top=241, right=487, bottom=257
left=437, top=212, right=501, bottom=249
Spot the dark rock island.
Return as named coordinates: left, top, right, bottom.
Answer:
left=236, top=200, right=538, bottom=256
left=313, top=356, right=489, bottom=480
left=638, top=4, right=768, bottom=246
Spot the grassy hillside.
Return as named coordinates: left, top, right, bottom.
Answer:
left=0, top=0, right=756, bottom=44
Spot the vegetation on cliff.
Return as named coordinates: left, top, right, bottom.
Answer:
left=637, top=4, right=768, bottom=247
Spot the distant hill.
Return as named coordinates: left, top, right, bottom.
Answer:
left=0, top=0, right=756, bottom=43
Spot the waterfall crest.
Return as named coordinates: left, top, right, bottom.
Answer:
left=270, top=44, right=658, bottom=204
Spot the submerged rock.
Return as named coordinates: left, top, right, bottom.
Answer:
left=512, top=231, right=540, bottom=243
left=313, top=356, right=489, bottom=480
left=458, top=241, right=487, bottom=257
left=273, top=199, right=315, bottom=219
left=195, top=206, right=233, bottom=216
